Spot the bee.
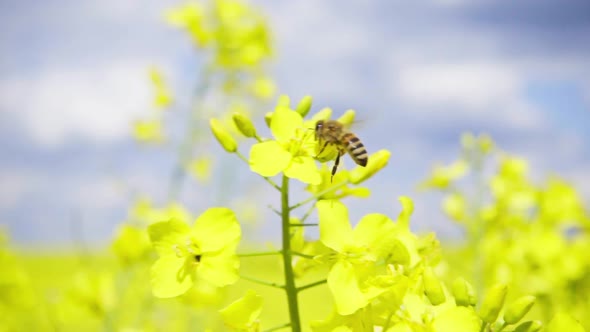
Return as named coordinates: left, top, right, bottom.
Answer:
left=315, top=119, right=368, bottom=181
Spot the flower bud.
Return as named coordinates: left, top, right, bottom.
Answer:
left=232, top=113, right=257, bottom=138
left=452, top=277, right=477, bottom=307
left=504, top=296, right=536, bottom=325
left=337, top=109, right=355, bottom=126
left=276, top=94, right=290, bottom=108
left=479, top=283, right=508, bottom=323
left=349, top=149, right=390, bottom=184
left=514, top=320, right=542, bottom=332
left=296, top=95, right=312, bottom=117
left=423, top=266, right=446, bottom=306
left=478, top=134, right=494, bottom=154
left=210, top=118, right=237, bottom=153
left=264, top=112, right=273, bottom=127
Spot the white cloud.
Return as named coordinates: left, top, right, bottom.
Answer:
left=0, top=62, right=153, bottom=147
left=0, top=171, right=36, bottom=209
left=395, top=63, right=521, bottom=109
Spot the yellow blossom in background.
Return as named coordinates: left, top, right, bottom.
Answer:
left=188, top=156, right=213, bottom=183
left=149, top=67, right=173, bottom=108
left=133, top=119, right=164, bottom=143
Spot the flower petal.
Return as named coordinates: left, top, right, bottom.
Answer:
left=432, top=307, right=481, bottom=332
left=198, top=248, right=240, bottom=287
left=328, top=260, right=367, bottom=315
left=270, top=106, right=303, bottom=142
left=148, top=219, right=191, bottom=256
left=249, top=141, right=292, bottom=177
left=317, top=200, right=353, bottom=252
left=192, top=207, right=241, bottom=253
left=284, top=156, right=321, bottom=184
left=353, top=213, right=396, bottom=259
left=150, top=256, right=193, bottom=298
left=219, top=290, right=263, bottom=330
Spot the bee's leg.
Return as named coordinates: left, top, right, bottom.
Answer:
left=316, top=141, right=329, bottom=158
left=331, top=149, right=344, bottom=183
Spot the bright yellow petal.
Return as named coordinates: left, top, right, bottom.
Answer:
left=150, top=256, right=193, bottom=298
left=192, top=208, right=241, bottom=253
left=317, top=200, right=354, bottom=252
left=284, top=156, right=321, bottom=184
left=249, top=141, right=292, bottom=177
left=328, top=261, right=367, bottom=315
left=271, top=106, right=303, bottom=142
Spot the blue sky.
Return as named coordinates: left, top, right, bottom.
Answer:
left=1, top=0, right=589, bottom=248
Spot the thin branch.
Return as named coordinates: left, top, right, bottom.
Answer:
left=291, top=251, right=315, bottom=259
left=300, top=203, right=316, bottom=223
left=238, top=251, right=282, bottom=258
left=289, top=223, right=318, bottom=227
left=297, top=279, right=327, bottom=293
left=268, top=205, right=281, bottom=216
left=263, top=323, right=291, bottom=332
left=288, top=181, right=348, bottom=211
left=240, top=275, right=284, bottom=289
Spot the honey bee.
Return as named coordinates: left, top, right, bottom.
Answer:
left=315, top=119, right=368, bottom=181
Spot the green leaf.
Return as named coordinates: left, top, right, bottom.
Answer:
left=317, top=200, right=354, bottom=252
left=328, top=260, right=367, bottom=315
left=249, top=141, right=292, bottom=177
left=150, top=256, right=193, bottom=298
left=220, top=290, right=263, bottom=330
left=284, top=156, right=321, bottom=184
left=432, top=307, right=481, bottom=332
left=148, top=219, right=190, bottom=256
left=192, top=207, right=241, bottom=253
left=270, top=106, right=303, bottom=142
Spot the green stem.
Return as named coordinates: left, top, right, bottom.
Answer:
left=289, top=181, right=348, bottom=211
left=166, top=70, right=211, bottom=201
left=289, top=223, right=318, bottom=227
left=280, top=175, right=302, bottom=332
left=297, top=279, right=327, bottom=292
left=479, top=322, right=488, bottom=332
left=238, top=251, right=282, bottom=257
left=240, top=275, right=284, bottom=289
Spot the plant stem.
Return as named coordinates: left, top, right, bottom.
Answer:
left=280, top=175, right=302, bottom=332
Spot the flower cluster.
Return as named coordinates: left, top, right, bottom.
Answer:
left=423, top=133, right=590, bottom=329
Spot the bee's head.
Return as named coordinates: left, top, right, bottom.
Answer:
left=315, top=120, right=325, bottom=132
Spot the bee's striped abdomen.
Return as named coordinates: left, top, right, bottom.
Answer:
left=342, top=133, right=368, bottom=167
